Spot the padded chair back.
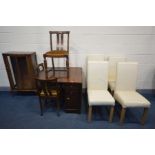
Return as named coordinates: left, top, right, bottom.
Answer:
left=87, top=55, right=104, bottom=61
left=115, top=62, right=138, bottom=91
left=87, top=61, right=108, bottom=90
left=108, top=57, right=126, bottom=81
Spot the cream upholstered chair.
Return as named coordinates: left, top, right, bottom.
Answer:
left=87, top=60, right=115, bottom=122
left=108, top=57, right=126, bottom=94
left=114, top=62, right=151, bottom=125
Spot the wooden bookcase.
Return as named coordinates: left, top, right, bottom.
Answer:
left=2, top=52, right=38, bottom=92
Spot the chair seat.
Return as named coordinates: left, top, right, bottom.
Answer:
left=40, top=90, right=58, bottom=97
left=114, top=91, right=151, bottom=108
left=108, top=81, right=115, bottom=91
left=88, top=90, right=115, bottom=106
left=44, top=50, right=69, bottom=58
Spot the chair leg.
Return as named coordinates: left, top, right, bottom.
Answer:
left=39, top=97, right=43, bottom=116
left=111, top=90, right=114, bottom=96
left=140, top=108, right=149, bottom=125
left=66, top=56, right=69, bottom=78
left=44, top=58, right=48, bottom=78
left=88, top=106, right=92, bottom=122
left=51, top=58, right=55, bottom=76
left=56, top=99, right=60, bottom=117
left=109, top=106, right=114, bottom=123
left=120, top=108, right=126, bottom=124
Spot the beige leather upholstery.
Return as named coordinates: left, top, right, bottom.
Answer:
left=114, top=91, right=150, bottom=108
left=87, top=61, right=115, bottom=106
left=88, top=90, right=115, bottom=106
left=114, top=62, right=151, bottom=124
left=108, top=81, right=115, bottom=92
left=115, top=62, right=138, bottom=91
left=87, top=54, right=104, bottom=61
left=108, top=57, right=126, bottom=82
left=108, top=57, right=126, bottom=92
left=87, top=60, right=115, bottom=122
left=114, top=62, right=150, bottom=108
left=87, top=61, right=108, bottom=91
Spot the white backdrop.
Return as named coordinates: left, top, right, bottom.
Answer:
left=0, top=26, right=155, bottom=89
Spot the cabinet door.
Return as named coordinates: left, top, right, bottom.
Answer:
left=63, top=83, right=82, bottom=113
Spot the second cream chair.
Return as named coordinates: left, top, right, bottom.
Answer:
left=114, top=62, right=151, bottom=125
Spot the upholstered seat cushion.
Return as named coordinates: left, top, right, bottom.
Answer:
left=108, top=81, right=115, bottom=91
left=40, top=90, right=58, bottom=96
left=88, top=90, right=115, bottom=106
left=44, top=50, right=69, bottom=57
left=114, top=91, right=151, bottom=108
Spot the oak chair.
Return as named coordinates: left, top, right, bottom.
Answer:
left=43, top=31, right=70, bottom=78
left=87, top=60, right=115, bottom=123
left=114, top=62, right=151, bottom=125
left=35, top=77, right=61, bottom=116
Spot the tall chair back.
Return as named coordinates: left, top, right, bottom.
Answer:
left=87, top=55, right=104, bottom=61
left=49, top=31, right=70, bottom=51
left=115, top=62, right=138, bottom=91
left=108, top=57, right=126, bottom=82
left=87, top=61, right=108, bottom=90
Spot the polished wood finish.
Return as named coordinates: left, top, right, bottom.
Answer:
left=120, top=107, right=149, bottom=125
left=109, top=106, right=114, bottom=123
left=141, top=108, right=149, bottom=125
left=44, top=31, right=70, bottom=78
left=88, top=106, right=92, bottom=122
left=49, top=31, right=70, bottom=51
left=120, top=108, right=126, bottom=124
left=88, top=106, right=114, bottom=123
left=2, top=52, right=38, bottom=92
left=35, top=67, right=82, bottom=113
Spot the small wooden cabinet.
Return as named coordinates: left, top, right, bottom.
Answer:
left=63, top=83, right=82, bottom=113
left=2, top=52, right=38, bottom=92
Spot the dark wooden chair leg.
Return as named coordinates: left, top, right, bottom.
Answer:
left=39, top=97, right=43, bottom=116
left=88, top=106, right=92, bottom=122
left=56, top=99, right=60, bottom=117
left=120, top=108, right=126, bottom=124
left=109, top=106, right=114, bottom=123
left=141, top=108, right=149, bottom=125
left=51, top=58, right=55, bottom=76
left=111, top=90, right=114, bottom=96
left=66, top=56, right=69, bottom=78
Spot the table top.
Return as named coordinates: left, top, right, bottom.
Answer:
left=35, top=67, right=82, bottom=84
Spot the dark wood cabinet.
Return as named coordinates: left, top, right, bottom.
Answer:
left=2, top=52, right=38, bottom=92
left=63, top=83, right=82, bottom=113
